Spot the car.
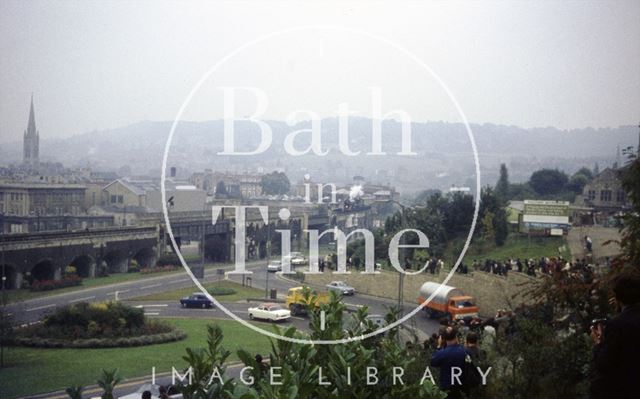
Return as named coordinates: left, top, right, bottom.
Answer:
left=290, top=252, right=307, bottom=266
left=118, top=383, right=182, bottom=399
left=326, top=281, right=356, bottom=296
left=267, top=260, right=282, bottom=272
left=179, top=293, right=213, bottom=308
left=248, top=302, right=291, bottom=322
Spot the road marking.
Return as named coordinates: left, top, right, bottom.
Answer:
left=107, top=289, right=130, bottom=295
left=320, top=310, right=326, bottom=330
left=144, top=304, right=169, bottom=307
left=140, top=283, right=162, bottom=289
left=170, top=278, right=191, bottom=283
left=26, top=304, right=55, bottom=312
left=144, top=312, right=160, bottom=316
left=292, top=316, right=305, bottom=321
left=345, top=303, right=364, bottom=308
left=69, top=296, right=95, bottom=303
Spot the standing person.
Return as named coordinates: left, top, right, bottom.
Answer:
left=431, top=326, right=471, bottom=399
left=590, top=271, right=640, bottom=399
left=585, top=235, right=593, bottom=252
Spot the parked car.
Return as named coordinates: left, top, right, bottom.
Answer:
left=248, top=302, right=291, bottom=322
left=267, top=260, right=282, bottom=272
left=326, top=281, right=356, bottom=296
left=179, top=293, right=213, bottom=309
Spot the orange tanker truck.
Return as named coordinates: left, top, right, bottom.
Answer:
left=417, top=282, right=479, bottom=320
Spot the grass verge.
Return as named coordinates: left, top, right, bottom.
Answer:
left=128, top=280, right=264, bottom=302
left=0, top=318, right=271, bottom=399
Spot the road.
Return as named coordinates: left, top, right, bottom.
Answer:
left=7, top=260, right=441, bottom=399
left=5, top=261, right=440, bottom=337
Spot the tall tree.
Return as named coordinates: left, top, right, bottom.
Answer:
left=617, top=155, right=640, bottom=267
left=495, top=163, right=510, bottom=204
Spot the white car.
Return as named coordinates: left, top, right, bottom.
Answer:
left=248, top=303, right=291, bottom=322
left=290, top=252, right=307, bottom=266
left=267, top=260, right=282, bottom=272
left=326, top=281, right=356, bottom=296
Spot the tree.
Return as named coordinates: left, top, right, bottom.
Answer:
left=97, top=369, right=122, bottom=399
left=260, top=172, right=290, bottom=196
left=0, top=308, right=13, bottom=367
left=566, top=173, right=589, bottom=194
left=574, top=167, right=593, bottom=181
left=495, top=163, right=510, bottom=204
left=65, top=386, right=84, bottom=399
left=529, top=169, right=569, bottom=196
left=617, top=156, right=640, bottom=266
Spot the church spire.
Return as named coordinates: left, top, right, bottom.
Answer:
left=27, top=93, right=36, bottom=135
left=23, top=93, right=40, bottom=165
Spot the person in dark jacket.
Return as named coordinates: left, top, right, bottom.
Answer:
left=431, top=326, right=471, bottom=399
left=590, top=270, right=640, bottom=399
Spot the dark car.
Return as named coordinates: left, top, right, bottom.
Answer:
left=180, top=293, right=213, bottom=309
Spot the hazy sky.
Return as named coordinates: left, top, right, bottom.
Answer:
left=1, top=0, right=639, bottom=144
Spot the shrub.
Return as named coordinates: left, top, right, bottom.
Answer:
left=291, top=270, right=305, bottom=283
left=208, top=286, right=236, bottom=296
left=140, top=265, right=179, bottom=274
left=157, top=253, right=180, bottom=266
left=30, top=275, right=82, bottom=292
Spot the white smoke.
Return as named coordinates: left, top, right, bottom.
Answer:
left=349, top=185, right=364, bottom=200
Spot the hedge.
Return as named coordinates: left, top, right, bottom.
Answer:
left=10, top=330, right=187, bottom=349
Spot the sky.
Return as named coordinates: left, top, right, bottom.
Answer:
left=1, top=0, right=639, bottom=144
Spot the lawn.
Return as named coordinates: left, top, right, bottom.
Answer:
left=4, top=270, right=185, bottom=304
left=0, top=318, right=272, bottom=399
left=129, top=280, right=265, bottom=302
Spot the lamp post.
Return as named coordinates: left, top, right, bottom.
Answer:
left=265, top=217, right=271, bottom=299
left=391, top=200, right=410, bottom=317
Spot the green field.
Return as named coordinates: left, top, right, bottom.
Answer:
left=0, top=318, right=272, bottom=399
left=445, top=233, right=571, bottom=266
left=130, top=280, right=265, bottom=302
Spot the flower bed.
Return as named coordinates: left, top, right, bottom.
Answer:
left=30, top=275, right=83, bottom=292
left=12, top=301, right=186, bottom=348
left=140, top=265, right=180, bottom=274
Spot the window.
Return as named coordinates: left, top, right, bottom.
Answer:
left=600, top=190, right=612, bottom=202
left=117, top=195, right=124, bottom=203
left=587, top=190, right=596, bottom=201
left=616, top=190, right=626, bottom=204
left=110, top=195, right=117, bottom=203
